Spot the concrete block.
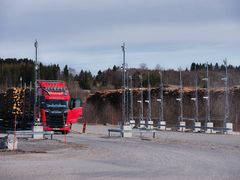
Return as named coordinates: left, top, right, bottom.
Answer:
left=205, top=122, right=214, bottom=133
left=179, top=121, right=186, bottom=132
left=147, top=121, right=154, bottom=129
left=33, top=126, right=44, bottom=139
left=123, top=125, right=132, bottom=137
left=226, top=123, right=233, bottom=134
left=194, top=122, right=201, bottom=132
left=0, top=136, right=7, bottom=149
left=159, top=121, right=166, bottom=131
left=0, top=135, right=18, bottom=150
left=140, top=120, right=146, bottom=128
left=123, top=125, right=132, bottom=131
left=7, top=134, right=18, bottom=150
left=130, top=120, right=136, bottom=128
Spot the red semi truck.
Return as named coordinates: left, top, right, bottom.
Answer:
left=37, top=80, right=82, bottom=133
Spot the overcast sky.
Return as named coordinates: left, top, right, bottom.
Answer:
left=0, top=0, right=239, bottom=74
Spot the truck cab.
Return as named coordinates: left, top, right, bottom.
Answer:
left=37, top=80, right=82, bottom=133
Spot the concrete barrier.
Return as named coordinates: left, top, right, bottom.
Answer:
left=194, top=122, right=201, bottom=132
left=0, top=136, right=7, bottom=149
left=123, top=125, right=132, bottom=137
left=225, top=123, right=233, bottom=134
left=140, top=120, right=146, bottom=128
left=205, top=122, right=214, bottom=134
left=159, top=121, right=166, bottom=131
left=0, top=135, right=17, bottom=150
left=33, top=126, right=44, bottom=139
left=130, top=120, right=136, bottom=129
left=179, top=121, right=186, bottom=132
left=147, top=121, right=154, bottom=129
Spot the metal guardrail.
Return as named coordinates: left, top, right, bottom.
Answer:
left=132, top=129, right=156, bottom=138
left=108, top=128, right=123, bottom=137
left=6, top=130, right=54, bottom=140
left=108, top=128, right=156, bottom=138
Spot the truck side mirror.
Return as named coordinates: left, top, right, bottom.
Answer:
left=70, top=98, right=82, bottom=109
left=74, top=98, right=81, bottom=108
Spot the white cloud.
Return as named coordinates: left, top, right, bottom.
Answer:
left=0, top=0, right=239, bottom=74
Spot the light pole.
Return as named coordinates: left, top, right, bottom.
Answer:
left=202, top=62, right=211, bottom=128
left=139, top=75, right=144, bottom=125
left=177, top=68, right=183, bottom=122
left=121, top=43, right=126, bottom=128
left=126, top=65, right=129, bottom=124
left=145, top=72, right=151, bottom=124
left=221, top=59, right=229, bottom=133
left=157, top=71, right=164, bottom=126
left=34, top=40, right=38, bottom=125
left=20, top=76, right=22, bottom=88
left=129, top=76, right=134, bottom=121
left=191, top=64, right=199, bottom=123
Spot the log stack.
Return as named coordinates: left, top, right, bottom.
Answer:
left=0, top=88, right=34, bottom=131
left=0, top=92, right=5, bottom=130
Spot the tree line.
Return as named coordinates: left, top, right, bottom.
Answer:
left=77, top=62, right=240, bottom=90
left=0, top=58, right=62, bottom=90
left=1, top=58, right=240, bottom=92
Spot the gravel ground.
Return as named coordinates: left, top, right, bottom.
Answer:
left=0, top=123, right=240, bottom=180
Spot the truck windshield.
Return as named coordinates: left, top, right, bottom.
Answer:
left=45, top=100, right=68, bottom=108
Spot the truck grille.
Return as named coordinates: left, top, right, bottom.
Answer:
left=45, top=112, right=66, bottom=128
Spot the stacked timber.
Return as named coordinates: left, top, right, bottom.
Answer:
left=0, top=88, right=34, bottom=131
left=21, top=88, right=34, bottom=129
left=0, top=93, right=5, bottom=129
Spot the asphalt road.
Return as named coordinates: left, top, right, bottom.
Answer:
left=0, top=124, right=240, bottom=180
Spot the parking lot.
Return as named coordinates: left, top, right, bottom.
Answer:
left=0, top=124, right=240, bottom=180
